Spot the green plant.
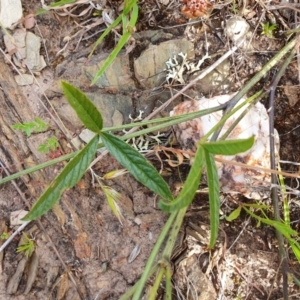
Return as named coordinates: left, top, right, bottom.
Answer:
left=1, top=33, right=298, bottom=297
left=88, top=0, right=139, bottom=85
left=16, top=233, right=35, bottom=259
left=16, top=81, right=254, bottom=300
left=38, top=136, right=59, bottom=153
left=22, top=81, right=173, bottom=221
left=12, top=117, right=49, bottom=137
left=230, top=0, right=239, bottom=14
left=261, top=22, right=277, bottom=38
left=92, top=169, right=128, bottom=223
left=0, top=232, right=9, bottom=240
left=226, top=200, right=300, bottom=263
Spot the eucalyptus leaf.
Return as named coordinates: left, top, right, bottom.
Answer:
left=159, top=146, right=205, bottom=212
left=61, top=81, right=103, bottom=132
left=100, top=132, right=173, bottom=201
left=201, top=136, right=255, bottom=155
left=23, top=135, right=99, bottom=221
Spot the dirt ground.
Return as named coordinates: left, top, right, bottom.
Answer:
left=1, top=0, right=300, bottom=299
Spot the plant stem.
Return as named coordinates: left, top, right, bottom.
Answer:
left=0, top=106, right=225, bottom=186
left=211, top=36, right=298, bottom=141
left=132, top=211, right=177, bottom=300
left=268, top=43, right=297, bottom=300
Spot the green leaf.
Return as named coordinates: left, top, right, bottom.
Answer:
left=46, top=136, right=59, bottom=150
left=88, top=15, right=123, bottom=58
left=16, top=233, right=35, bottom=259
left=38, top=143, right=50, bottom=153
left=204, top=149, right=220, bottom=249
left=101, top=185, right=124, bottom=224
left=225, top=206, right=241, bottom=221
left=201, top=136, right=255, bottom=155
left=243, top=206, right=298, bottom=237
left=34, top=117, right=49, bottom=132
left=49, top=0, right=76, bottom=7
left=159, top=146, right=205, bottom=212
left=61, top=81, right=103, bottom=132
left=12, top=118, right=49, bottom=136
left=291, top=241, right=300, bottom=264
left=91, top=4, right=138, bottom=85
left=23, top=134, right=99, bottom=221
left=12, top=123, right=34, bottom=136
left=99, top=132, right=173, bottom=201
left=242, top=203, right=271, bottom=209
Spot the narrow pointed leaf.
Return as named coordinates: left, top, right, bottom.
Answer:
left=159, top=146, right=205, bottom=212
left=243, top=206, right=298, bottom=237
left=204, top=149, right=220, bottom=249
left=91, top=4, right=138, bottom=85
left=100, top=132, right=173, bottom=200
left=91, top=33, right=131, bottom=85
left=61, top=81, right=103, bottom=132
left=291, top=242, right=300, bottom=264
left=89, top=14, right=123, bottom=58
left=225, top=206, right=241, bottom=222
left=201, top=136, right=254, bottom=155
left=23, top=135, right=99, bottom=221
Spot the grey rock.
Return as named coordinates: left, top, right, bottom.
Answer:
left=87, top=92, right=132, bottom=127
left=134, top=39, right=194, bottom=89
left=24, top=32, right=42, bottom=71
left=112, top=110, right=124, bottom=127
left=226, top=16, right=250, bottom=49
left=84, top=54, right=135, bottom=92
left=15, top=74, right=34, bottom=86
left=132, top=29, right=173, bottom=44
left=0, top=0, right=22, bottom=29
left=189, top=59, right=231, bottom=95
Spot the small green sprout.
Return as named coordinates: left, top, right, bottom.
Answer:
left=16, top=233, right=35, bottom=259
left=0, top=232, right=10, bottom=240
left=261, top=22, right=277, bottom=38
left=230, top=0, right=239, bottom=13
left=12, top=117, right=49, bottom=137
left=38, top=136, right=59, bottom=153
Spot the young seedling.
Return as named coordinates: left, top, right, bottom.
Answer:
left=0, top=232, right=10, bottom=240
left=38, top=136, right=59, bottom=154
left=261, top=22, right=277, bottom=38
left=12, top=117, right=49, bottom=137
left=16, top=232, right=35, bottom=259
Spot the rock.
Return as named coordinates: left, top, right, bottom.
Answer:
left=79, top=129, right=97, bottom=144
left=171, top=93, right=280, bottom=199
left=111, top=110, right=124, bottom=127
left=132, top=29, right=173, bottom=44
left=134, top=39, right=194, bottom=89
left=226, top=16, right=250, bottom=48
left=10, top=210, right=29, bottom=226
left=24, top=32, right=47, bottom=72
left=4, top=28, right=26, bottom=58
left=84, top=54, right=135, bottom=92
left=0, top=0, right=22, bottom=29
left=189, top=59, right=231, bottom=95
left=50, top=96, right=83, bottom=130
left=15, top=74, right=34, bottom=86
left=87, top=92, right=132, bottom=127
